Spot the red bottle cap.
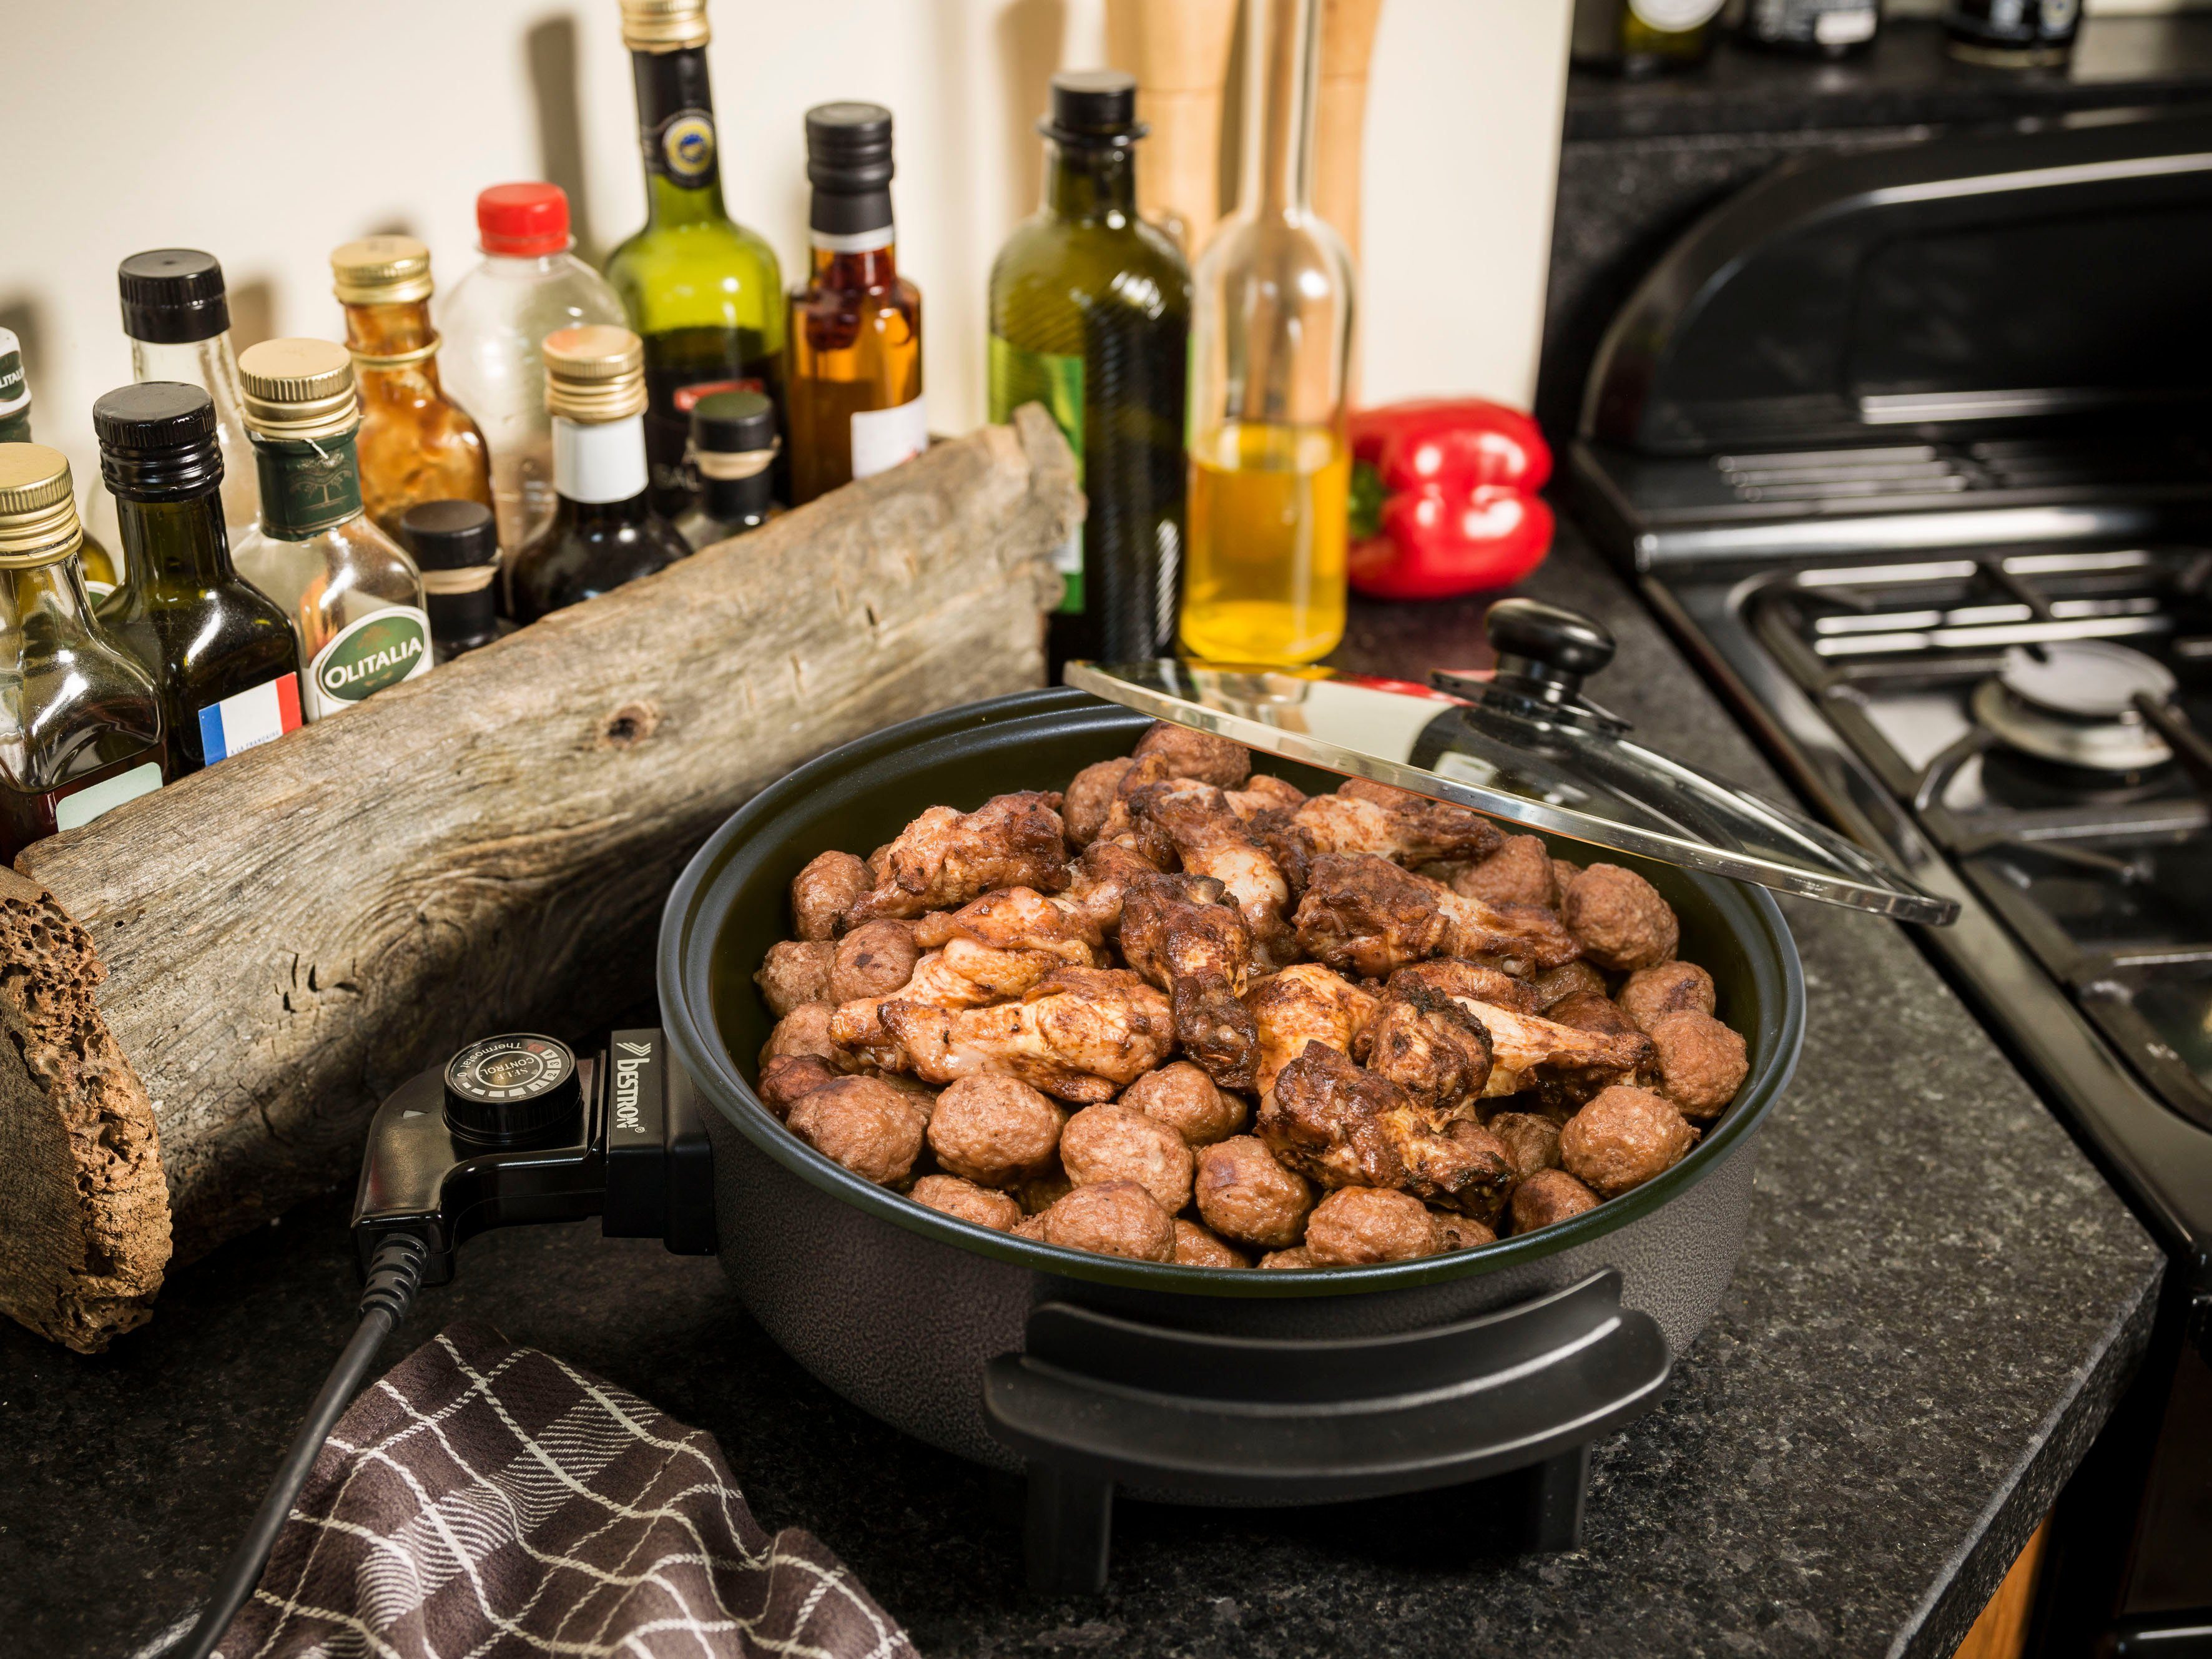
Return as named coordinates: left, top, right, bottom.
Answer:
left=476, top=183, right=571, bottom=256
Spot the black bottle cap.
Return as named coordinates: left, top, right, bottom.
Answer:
left=401, top=499, right=498, bottom=569
left=117, top=249, right=232, bottom=345
left=689, top=389, right=775, bottom=453
left=1042, top=70, right=1144, bottom=146
left=442, top=1033, right=581, bottom=1146
left=805, top=102, right=895, bottom=192
left=92, top=382, right=224, bottom=501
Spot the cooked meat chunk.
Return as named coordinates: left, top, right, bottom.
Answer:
left=1525, top=960, right=1608, bottom=1013
left=1292, top=777, right=1506, bottom=867
left=1119, top=1061, right=1247, bottom=1146
left=1040, top=1179, right=1176, bottom=1261
left=1510, top=1168, right=1601, bottom=1234
left=1131, top=721, right=1251, bottom=788
left=925, top=1075, right=1065, bottom=1186
left=877, top=1073, right=940, bottom=1121
left=1304, top=1186, right=1439, bottom=1265
left=1487, top=1111, right=1563, bottom=1179
left=1360, top=980, right=1494, bottom=1118
left=1063, top=757, right=1134, bottom=847
left=1560, top=1085, right=1697, bottom=1197
left=1016, top=1164, right=1073, bottom=1216
left=1385, top=958, right=1531, bottom=1013
left=757, top=1053, right=840, bottom=1118
left=910, top=1174, right=1023, bottom=1231
left=1226, top=774, right=1307, bottom=819
left=1618, top=961, right=1717, bottom=1033
left=1239, top=805, right=1316, bottom=898
left=1173, top=1219, right=1251, bottom=1268
left=1129, top=780, right=1297, bottom=967
left=1562, top=864, right=1680, bottom=972
left=1429, top=995, right=1649, bottom=1101
left=881, top=965, right=1175, bottom=1101
left=792, top=850, right=869, bottom=941
left=1014, top=1212, right=1049, bottom=1240
left=1060, top=1102, right=1196, bottom=1213
left=828, top=920, right=921, bottom=1004
left=1552, top=857, right=1583, bottom=895
left=1194, top=1135, right=1315, bottom=1249
left=1246, top=962, right=1379, bottom=1097
left=1059, top=840, right=1160, bottom=938
left=1648, top=1011, right=1748, bottom=1118
left=1451, top=835, right=1560, bottom=910
left=1119, top=872, right=1260, bottom=1090
left=848, top=791, right=1071, bottom=922
left=1430, top=1211, right=1497, bottom=1252
left=757, top=939, right=836, bottom=1017
left=760, top=1002, right=850, bottom=1070
left=912, top=885, right=1101, bottom=964
left=787, top=1078, right=928, bottom=1186
left=1294, top=854, right=1580, bottom=978
left=1261, top=1043, right=1514, bottom=1216
left=1259, top=1247, right=1316, bottom=1269
left=1548, top=990, right=1652, bottom=1050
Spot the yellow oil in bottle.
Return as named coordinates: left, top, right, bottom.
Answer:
left=1178, top=420, right=1350, bottom=665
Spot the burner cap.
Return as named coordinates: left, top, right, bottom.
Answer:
left=1999, top=641, right=2175, bottom=721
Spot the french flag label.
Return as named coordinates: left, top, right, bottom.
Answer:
left=197, top=673, right=303, bottom=765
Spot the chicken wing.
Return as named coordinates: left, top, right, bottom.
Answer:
left=878, top=965, right=1174, bottom=1103
left=847, top=791, right=1071, bottom=922
left=1258, top=1041, right=1514, bottom=1217
left=1056, top=840, right=1161, bottom=938
left=1128, top=780, right=1297, bottom=968
left=1359, top=980, right=1493, bottom=1120
left=1437, top=995, right=1648, bottom=1100
left=1293, top=853, right=1581, bottom=978
left=1245, top=961, right=1380, bottom=1098
left=1290, top=777, right=1505, bottom=867
left=1119, top=872, right=1261, bottom=1091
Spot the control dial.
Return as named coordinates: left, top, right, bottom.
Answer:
left=443, top=1033, right=581, bottom=1145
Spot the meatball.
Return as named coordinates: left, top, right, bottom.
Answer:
left=1118, top=1061, right=1247, bottom=1147
left=1547, top=990, right=1646, bottom=1045
left=1430, top=1211, right=1497, bottom=1252
left=1194, top=1135, right=1315, bottom=1249
left=1016, top=1164, right=1073, bottom=1215
left=1618, top=961, right=1717, bottom=1033
left=1014, top=1212, right=1049, bottom=1241
left=828, top=919, right=920, bottom=1003
left=761, top=1002, right=844, bottom=1069
left=755, top=939, right=835, bottom=1018
left=1059, top=1103, right=1196, bottom=1213
left=1451, top=835, right=1560, bottom=910
left=1258, top=1247, right=1316, bottom=1269
left=1131, top=721, right=1251, bottom=788
left=927, top=1076, right=1066, bottom=1188
left=1525, top=959, right=1608, bottom=1013
left=787, top=1078, right=928, bottom=1185
left=1560, top=1085, right=1696, bottom=1198
left=1648, top=1011, right=1747, bottom=1118
left=1040, top=1179, right=1176, bottom=1261
left=1304, top=1187, right=1438, bottom=1265
left=1064, top=758, right=1134, bottom=847
left=1173, top=1219, right=1251, bottom=1268
left=1487, top=1111, right=1563, bottom=1179
left=792, top=850, right=868, bottom=942
left=1551, top=859, right=1583, bottom=898
left=1510, top=1168, right=1601, bottom=1234
left=875, top=1073, right=940, bottom=1123
left=911, top=1173, right=1023, bottom=1231
left=1562, top=865, right=1680, bottom=972
left=757, top=1053, right=840, bottom=1118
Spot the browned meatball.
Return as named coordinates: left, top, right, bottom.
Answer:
left=1016, top=1164, right=1073, bottom=1215
left=761, top=1002, right=845, bottom=1069
left=1648, top=1011, right=1747, bottom=1118
left=1304, top=1187, right=1439, bottom=1265
left=787, top=1078, right=928, bottom=1185
left=1064, top=758, right=1134, bottom=847
left=1014, top=1211, right=1049, bottom=1240
left=1452, top=835, right=1560, bottom=910
left=1131, top=722, right=1251, bottom=788
left=1560, top=1085, right=1696, bottom=1197
left=1551, top=858, right=1583, bottom=898
left=927, top=1076, right=1066, bottom=1187
left=910, top=1173, right=1023, bottom=1231
left=1061, top=1101, right=1196, bottom=1213
left=828, top=919, right=921, bottom=1003
left=1618, top=962, right=1718, bottom=1033
left=755, top=939, right=835, bottom=1017
left=875, top=1073, right=940, bottom=1123
left=1173, top=1219, right=1251, bottom=1268
left=758, top=1053, right=840, bottom=1118
left=1562, top=865, right=1680, bottom=972
left=1510, top=1168, right=1601, bottom=1233
left=1040, top=1179, right=1176, bottom=1261
left=1118, top=1061, right=1247, bottom=1147
left=1430, top=1211, right=1498, bottom=1252
left=792, top=850, right=869, bottom=942
left=1259, top=1246, right=1316, bottom=1269
left=1525, top=959, right=1608, bottom=1013
left=1193, top=1136, right=1314, bottom=1249
left=1547, top=990, right=1647, bottom=1045
left=1487, top=1111, right=1563, bottom=1179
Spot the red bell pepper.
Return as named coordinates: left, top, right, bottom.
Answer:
left=1345, top=398, right=1555, bottom=601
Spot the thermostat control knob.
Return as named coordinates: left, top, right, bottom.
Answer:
left=443, top=1033, right=581, bottom=1145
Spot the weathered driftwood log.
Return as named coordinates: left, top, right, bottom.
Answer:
left=2, top=410, right=1076, bottom=1350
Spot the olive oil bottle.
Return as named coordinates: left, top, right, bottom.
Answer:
left=0, top=328, right=122, bottom=598
left=990, top=71, right=1190, bottom=667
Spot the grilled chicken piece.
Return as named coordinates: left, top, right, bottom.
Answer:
left=1226, top=775, right=1307, bottom=819
left=1245, top=962, right=1380, bottom=1098
left=1359, top=980, right=1494, bottom=1120
left=1057, top=840, right=1161, bottom=938
left=1258, top=1041, right=1513, bottom=1217
left=1127, top=780, right=1297, bottom=968
left=1290, top=777, right=1505, bottom=867
left=1440, top=995, right=1647, bottom=1100
left=879, top=965, right=1174, bottom=1103
left=910, top=885, right=1101, bottom=965
left=847, top=791, right=1070, bottom=922
left=1119, top=872, right=1261, bottom=1091
left=1383, top=958, right=1533, bottom=1014
left=1293, top=853, right=1581, bottom=978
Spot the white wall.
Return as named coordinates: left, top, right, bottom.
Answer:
left=0, top=0, right=1571, bottom=504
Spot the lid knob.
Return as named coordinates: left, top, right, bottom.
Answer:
left=1486, top=599, right=1615, bottom=679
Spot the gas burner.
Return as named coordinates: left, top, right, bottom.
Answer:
left=1970, top=641, right=2176, bottom=774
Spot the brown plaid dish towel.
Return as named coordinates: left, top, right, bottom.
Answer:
left=213, top=1322, right=919, bottom=1659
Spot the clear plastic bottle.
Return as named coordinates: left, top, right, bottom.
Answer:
left=437, top=184, right=627, bottom=559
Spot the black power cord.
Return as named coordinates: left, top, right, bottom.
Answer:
left=171, top=1233, right=428, bottom=1659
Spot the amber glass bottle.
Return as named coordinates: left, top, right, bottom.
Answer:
left=787, top=104, right=925, bottom=505
left=332, top=237, right=493, bottom=544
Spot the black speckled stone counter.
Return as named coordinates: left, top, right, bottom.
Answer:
left=0, top=525, right=2163, bottom=1658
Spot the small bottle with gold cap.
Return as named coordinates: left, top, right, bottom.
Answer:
left=0, top=443, right=167, bottom=860
left=231, top=339, right=434, bottom=721
left=330, top=236, right=493, bottom=546
left=0, top=327, right=124, bottom=599
left=509, top=324, right=689, bottom=621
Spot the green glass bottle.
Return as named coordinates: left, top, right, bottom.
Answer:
left=94, top=384, right=303, bottom=777
left=989, top=71, right=1190, bottom=667
left=604, top=0, right=787, bottom=517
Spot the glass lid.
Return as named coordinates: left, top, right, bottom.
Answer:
left=1064, top=599, right=1959, bottom=925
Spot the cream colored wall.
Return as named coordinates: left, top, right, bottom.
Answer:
left=0, top=0, right=1571, bottom=504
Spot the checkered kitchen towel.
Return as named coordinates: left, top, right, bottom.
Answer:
left=213, top=1323, right=918, bottom=1659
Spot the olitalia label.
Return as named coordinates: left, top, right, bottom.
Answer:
left=254, top=435, right=365, bottom=541
left=306, top=606, right=431, bottom=721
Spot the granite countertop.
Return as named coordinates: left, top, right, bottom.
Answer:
left=0, top=523, right=2165, bottom=1658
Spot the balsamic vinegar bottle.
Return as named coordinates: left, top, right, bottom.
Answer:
left=673, top=388, right=776, bottom=549
left=400, top=499, right=503, bottom=660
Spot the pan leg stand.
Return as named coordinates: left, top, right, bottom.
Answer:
left=1529, top=1442, right=1592, bottom=1552
left=1025, top=1462, right=1114, bottom=1594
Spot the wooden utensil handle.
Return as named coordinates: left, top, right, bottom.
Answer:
left=1111, top=0, right=1239, bottom=250
left=1316, top=0, right=1385, bottom=263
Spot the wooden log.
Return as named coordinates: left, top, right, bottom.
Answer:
left=3, top=410, right=1078, bottom=1349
